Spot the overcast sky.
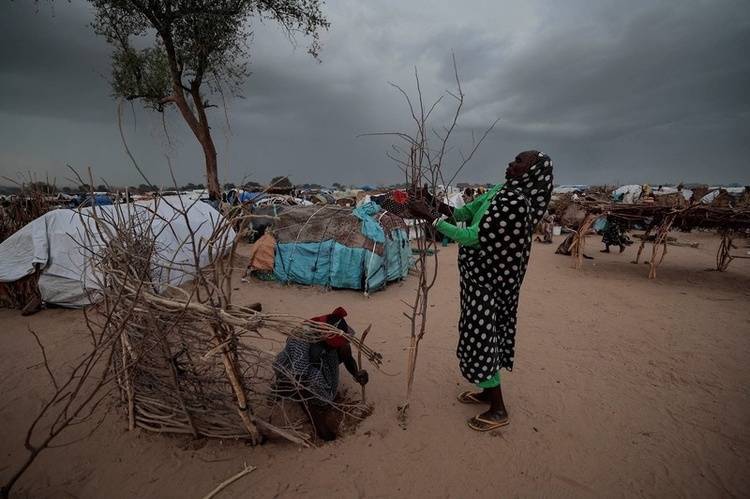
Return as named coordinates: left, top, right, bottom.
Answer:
left=1, top=0, right=749, bottom=188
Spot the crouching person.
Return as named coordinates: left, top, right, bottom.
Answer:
left=272, top=307, right=368, bottom=441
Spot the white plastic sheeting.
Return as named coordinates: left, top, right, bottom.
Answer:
left=553, top=185, right=588, bottom=194
left=700, top=190, right=721, bottom=204
left=612, top=185, right=643, bottom=204
left=0, top=196, right=234, bottom=307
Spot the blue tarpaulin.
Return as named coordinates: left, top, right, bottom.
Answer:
left=240, top=191, right=265, bottom=203
left=592, top=216, right=607, bottom=233
left=274, top=227, right=411, bottom=292
left=352, top=202, right=385, bottom=243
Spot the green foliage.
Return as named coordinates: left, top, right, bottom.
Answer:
left=92, top=0, right=330, bottom=106
left=112, top=46, right=172, bottom=110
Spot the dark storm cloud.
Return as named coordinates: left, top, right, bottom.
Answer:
left=1, top=0, right=749, bottom=187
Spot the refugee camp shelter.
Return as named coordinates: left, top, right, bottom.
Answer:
left=0, top=196, right=234, bottom=307
left=266, top=203, right=411, bottom=292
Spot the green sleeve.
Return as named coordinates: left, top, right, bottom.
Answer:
left=435, top=184, right=504, bottom=247
left=434, top=219, right=479, bottom=246
left=452, top=190, right=492, bottom=222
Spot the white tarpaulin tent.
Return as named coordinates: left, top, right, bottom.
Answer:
left=612, top=185, right=643, bottom=204
left=0, top=196, right=234, bottom=307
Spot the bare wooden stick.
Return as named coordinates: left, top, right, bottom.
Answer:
left=572, top=214, right=597, bottom=269
left=358, top=324, right=372, bottom=404
left=632, top=225, right=653, bottom=264
left=716, top=230, right=734, bottom=271
left=201, top=463, right=256, bottom=499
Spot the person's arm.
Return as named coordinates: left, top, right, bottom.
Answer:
left=337, top=342, right=369, bottom=385
left=452, top=191, right=489, bottom=222
left=434, top=219, right=479, bottom=246
left=338, top=344, right=359, bottom=376
left=452, top=185, right=503, bottom=222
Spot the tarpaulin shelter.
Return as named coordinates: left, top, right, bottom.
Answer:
left=268, top=203, right=411, bottom=292
left=0, top=196, right=234, bottom=307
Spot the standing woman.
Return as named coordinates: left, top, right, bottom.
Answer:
left=409, top=151, right=553, bottom=431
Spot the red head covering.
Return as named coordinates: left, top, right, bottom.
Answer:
left=330, top=307, right=347, bottom=319
left=310, top=307, right=350, bottom=348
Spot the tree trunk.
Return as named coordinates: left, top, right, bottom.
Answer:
left=199, top=126, right=221, bottom=201
left=168, top=92, right=222, bottom=201
left=157, top=30, right=222, bottom=201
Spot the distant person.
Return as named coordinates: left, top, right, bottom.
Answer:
left=600, top=216, right=632, bottom=253
left=272, top=307, right=368, bottom=441
left=641, top=184, right=655, bottom=203
left=463, top=187, right=476, bottom=204
left=535, top=208, right=555, bottom=244
left=555, top=231, right=592, bottom=258
left=409, top=151, right=553, bottom=432
left=740, top=186, right=750, bottom=207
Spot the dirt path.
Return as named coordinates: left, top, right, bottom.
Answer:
left=1, top=232, right=749, bottom=498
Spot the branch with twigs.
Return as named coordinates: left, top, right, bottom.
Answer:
left=364, top=54, right=498, bottom=422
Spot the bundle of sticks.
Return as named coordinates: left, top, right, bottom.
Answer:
left=568, top=200, right=750, bottom=276
left=84, top=199, right=381, bottom=446
left=577, top=201, right=750, bottom=231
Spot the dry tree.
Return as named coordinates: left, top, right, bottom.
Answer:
left=365, top=55, right=498, bottom=421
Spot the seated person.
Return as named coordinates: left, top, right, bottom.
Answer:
left=272, top=307, right=368, bottom=441
left=535, top=209, right=555, bottom=244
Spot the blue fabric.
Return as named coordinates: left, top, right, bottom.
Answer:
left=94, top=195, right=113, bottom=206
left=352, top=202, right=385, bottom=243
left=330, top=245, right=368, bottom=289
left=274, top=240, right=335, bottom=286
left=274, top=231, right=412, bottom=291
left=384, top=228, right=411, bottom=281
left=364, top=251, right=386, bottom=291
left=73, top=194, right=112, bottom=207
left=593, top=216, right=607, bottom=233
left=240, top=191, right=265, bottom=203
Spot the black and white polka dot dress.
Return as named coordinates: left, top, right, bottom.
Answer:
left=456, top=154, right=553, bottom=384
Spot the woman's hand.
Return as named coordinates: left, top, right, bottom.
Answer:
left=354, top=369, right=369, bottom=385
left=408, top=199, right=437, bottom=222
left=408, top=185, right=454, bottom=218
left=407, top=184, right=433, bottom=203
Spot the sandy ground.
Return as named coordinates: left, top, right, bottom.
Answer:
left=1, top=232, right=749, bottom=498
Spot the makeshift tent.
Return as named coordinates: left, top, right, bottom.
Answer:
left=612, top=185, right=643, bottom=204
left=0, top=196, right=234, bottom=307
left=268, top=203, right=411, bottom=292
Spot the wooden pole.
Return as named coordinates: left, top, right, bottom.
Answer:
left=358, top=324, right=372, bottom=404
left=632, top=225, right=653, bottom=264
